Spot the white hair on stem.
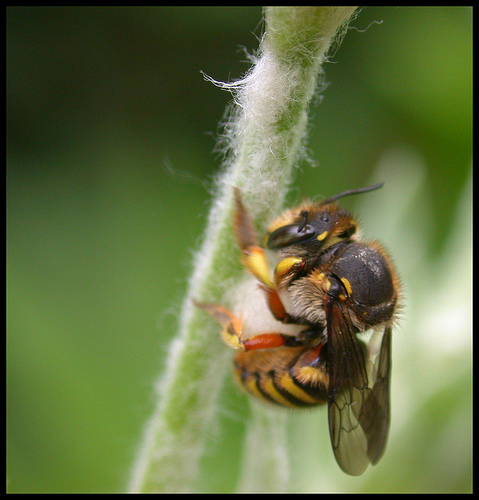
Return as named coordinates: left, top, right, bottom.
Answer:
left=129, top=7, right=358, bottom=493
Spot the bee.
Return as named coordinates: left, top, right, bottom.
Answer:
left=195, top=183, right=400, bottom=476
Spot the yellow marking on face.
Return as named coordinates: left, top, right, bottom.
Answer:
left=315, top=272, right=325, bottom=281
left=279, top=373, right=318, bottom=404
left=317, top=230, right=328, bottom=241
left=340, top=277, right=353, bottom=296
left=325, top=279, right=331, bottom=291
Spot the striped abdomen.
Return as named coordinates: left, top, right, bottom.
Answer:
left=233, top=345, right=329, bottom=408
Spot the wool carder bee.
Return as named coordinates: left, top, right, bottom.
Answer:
left=196, top=183, right=400, bottom=476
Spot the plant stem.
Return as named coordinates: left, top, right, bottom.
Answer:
left=128, top=6, right=357, bottom=493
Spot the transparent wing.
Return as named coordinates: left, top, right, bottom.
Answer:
left=326, top=296, right=391, bottom=476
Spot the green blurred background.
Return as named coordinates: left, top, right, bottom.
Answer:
left=7, top=7, right=472, bottom=493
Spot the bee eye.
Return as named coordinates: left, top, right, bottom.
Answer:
left=267, top=223, right=316, bottom=249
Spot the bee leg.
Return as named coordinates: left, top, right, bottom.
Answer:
left=194, top=300, right=298, bottom=351
left=271, top=256, right=307, bottom=323
left=233, top=188, right=275, bottom=287
left=296, top=326, right=327, bottom=345
left=193, top=301, right=244, bottom=349
left=235, top=240, right=290, bottom=322
left=233, top=188, right=290, bottom=322
left=288, top=344, right=329, bottom=395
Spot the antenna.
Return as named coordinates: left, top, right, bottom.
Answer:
left=320, top=182, right=384, bottom=205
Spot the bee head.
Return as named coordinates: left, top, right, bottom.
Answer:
left=266, top=204, right=356, bottom=252
left=266, top=183, right=383, bottom=253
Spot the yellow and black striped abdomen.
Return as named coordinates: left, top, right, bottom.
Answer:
left=233, top=345, right=329, bottom=408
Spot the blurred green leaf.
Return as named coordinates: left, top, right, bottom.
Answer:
left=7, top=6, right=471, bottom=493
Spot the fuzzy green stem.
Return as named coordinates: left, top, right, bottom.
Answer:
left=128, top=7, right=357, bottom=493
left=236, top=402, right=290, bottom=493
